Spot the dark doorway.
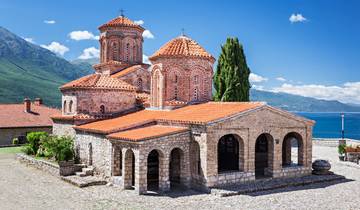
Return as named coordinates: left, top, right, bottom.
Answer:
left=255, top=134, right=270, bottom=178
left=170, top=148, right=182, bottom=188
left=147, top=150, right=160, bottom=190
left=218, top=134, right=239, bottom=173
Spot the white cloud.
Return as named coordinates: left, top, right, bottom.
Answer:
left=40, top=42, right=69, bottom=56
left=252, top=85, right=265, bottom=91
left=276, top=77, right=286, bottom=82
left=68, top=31, right=99, bottom=41
left=289, top=14, right=307, bottom=23
left=142, top=30, right=154, bottom=39
left=143, top=54, right=150, bottom=64
left=44, top=20, right=56, bottom=24
left=78, top=47, right=100, bottom=59
left=134, top=20, right=144, bottom=25
left=273, top=82, right=360, bottom=104
left=24, top=37, right=35, bottom=44
left=249, top=73, right=268, bottom=83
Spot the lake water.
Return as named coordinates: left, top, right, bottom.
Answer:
left=296, top=112, right=360, bottom=140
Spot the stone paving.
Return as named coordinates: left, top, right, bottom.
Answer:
left=0, top=145, right=360, bottom=210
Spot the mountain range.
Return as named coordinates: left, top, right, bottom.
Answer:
left=0, top=26, right=359, bottom=112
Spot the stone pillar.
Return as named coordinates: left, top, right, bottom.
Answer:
left=180, top=145, right=191, bottom=188
left=122, top=148, right=134, bottom=189
left=159, top=154, right=170, bottom=192
left=134, top=149, right=147, bottom=195
left=112, top=145, right=122, bottom=176
left=283, top=139, right=292, bottom=166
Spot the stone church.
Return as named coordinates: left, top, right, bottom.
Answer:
left=52, top=15, right=315, bottom=194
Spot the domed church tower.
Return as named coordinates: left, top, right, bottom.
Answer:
left=93, top=14, right=145, bottom=75
left=149, top=35, right=215, bottom=109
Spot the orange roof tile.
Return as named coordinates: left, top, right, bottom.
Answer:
left=60, top=74, right=136, bottom=91
left=111, top=64, right=150, bottom=78
left=107, top=125, right=188, bottom=141
left=99, top=16, right=144, bottom=31
left=149, top=35, right=215, bottom=62
left=76, top=102, right=264, bottom=134
left=0, top=103, right=60, bottom=128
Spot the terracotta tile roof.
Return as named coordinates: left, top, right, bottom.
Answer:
left=111, top=64, right=150, bottom=78
left=76, top=102, right=264, bottom=134
left=0, top=103, right=60, bottom=128
left=99, top=16, right=144, bottom=31
left=107, top=125, right=188, bottom=141
left=149, top=35, right=215, bottom=62
left=60, top=74, right=136, bottom=91
left=51, top=113, right=111, bottom=121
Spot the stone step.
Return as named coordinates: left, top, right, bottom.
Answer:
left=82, top=167, right=94, bottom=176
left=75, top=171, right=87, bottom=177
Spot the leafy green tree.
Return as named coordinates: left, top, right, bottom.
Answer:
left=214, top=37, right=251, bottom=101
left=26, top=132, right=48, bottom=155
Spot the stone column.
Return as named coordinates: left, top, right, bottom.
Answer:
left=159, top=154, right=170, bottom=192
left=180, top=145, right=191, bottom=188
left=134, top=149, right=147, bottom=195
left=122, top=148, right=134, bottom=190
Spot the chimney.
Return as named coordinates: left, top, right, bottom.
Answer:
left=24, top=98, right=31, bottom=113
left=34, top=98, right=43, bottom=106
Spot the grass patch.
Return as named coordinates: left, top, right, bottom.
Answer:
left=0, top=146, right=23, bottom=154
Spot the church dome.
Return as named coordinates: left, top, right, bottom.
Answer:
left=149, top=35, right=215, bottom=62
left=99, top=15, right=144, bottom=31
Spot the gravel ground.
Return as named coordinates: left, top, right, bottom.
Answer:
left=0, top=145, right=359, bottom=210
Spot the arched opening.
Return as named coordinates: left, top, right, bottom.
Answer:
left=218, top=134, right=239, bottom=173
left=69, top=100, right=73, bottom=113
left=170, top=148, right=184, bottom=189
left=282, top=132, right=304, bottom=167
left=255, top=133, right=274, bottom=178
left=100, top=105, right=105, bottom=114
left=124, top=149, right=135, bottom=189
left=147, top=150, right=160, bottom=190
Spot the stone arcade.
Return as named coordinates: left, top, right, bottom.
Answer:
left=52, top=15, right=315, bottom=194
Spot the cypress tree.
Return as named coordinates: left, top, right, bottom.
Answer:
left=214, top=37, right=251, bottom=102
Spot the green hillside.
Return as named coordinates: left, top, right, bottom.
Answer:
left=0, top=26, right=93, bottom=107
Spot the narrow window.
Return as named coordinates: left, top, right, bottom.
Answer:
left=69, top=100, right=73, bottom=113
left=126, top=43, right=130, bottom=62
left=112, top=42, right=118, bottom=61
left=174, top=86, right=178, bottom=100
left=63, top=100, right=67, bottom=113
left=100, top=105, right=105, bottom=114
left=194, top=75, right=199, bottom=84
left=193, top=87, right=199, bottom=100
left=137, top=78, right=143, bottom=90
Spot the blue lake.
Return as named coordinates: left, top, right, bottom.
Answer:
left=296, top=112, right=360, bottom=140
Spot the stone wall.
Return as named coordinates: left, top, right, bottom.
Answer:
left=75, top=132, right=112, bottom=178
left=117, top=66, right=151, bottom=92
left=0, top=127, right=52, bottom=146
left=16, top=153, right=59, bottom=176
left=52, top=121, right=76, bottom=138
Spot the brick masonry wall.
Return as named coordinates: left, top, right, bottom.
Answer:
left=116, top=67, right=151, bottom=92
left=62, top=89, right=137, bottom=116
left=150, top=57, right=214, bottom=107
left=0, top=127, right=52, bottom=146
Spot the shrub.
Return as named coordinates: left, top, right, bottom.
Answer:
left=26, top=132, right=48, bottom=155
left=12, top=138, right=19, bottom=145
left=42, top=135, right=74, bottom=162
left=338, top=144, right=346, bottom=155
left=21, top=144, right=34, bottom=155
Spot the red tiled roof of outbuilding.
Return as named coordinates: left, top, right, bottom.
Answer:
left=0, top=103, right=60, bottom=128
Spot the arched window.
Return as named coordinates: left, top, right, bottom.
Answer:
left=193, top=87, right=199, bottom=100
left=69, top=100, right=73, bottom=113
left=174, top=86, right=178, bottom=100
left=218, top=134, right=239, bottom=173
left=193, top=75, right=199, bottom=84
left=174, top=75, right=178, bottom=83
left=112, top=42, right=118, bottom=61
left=100, top=105, right=105, bottom=114
left=63, top=100, right=67, bottom=113
left=126, top=43, right=130, bottom=62
left=137, top=78, right=143, bottom=90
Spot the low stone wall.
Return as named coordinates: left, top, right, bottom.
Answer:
left=312, top=138, right=360, bottom=147
left=214, top=171, right=255, bottom=187
left=273, top=166, right=312, bottom=178
left=16, top=153, right=59, bottom=177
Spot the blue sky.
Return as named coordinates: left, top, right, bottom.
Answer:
left=1, top=0, right=360, bottom=104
